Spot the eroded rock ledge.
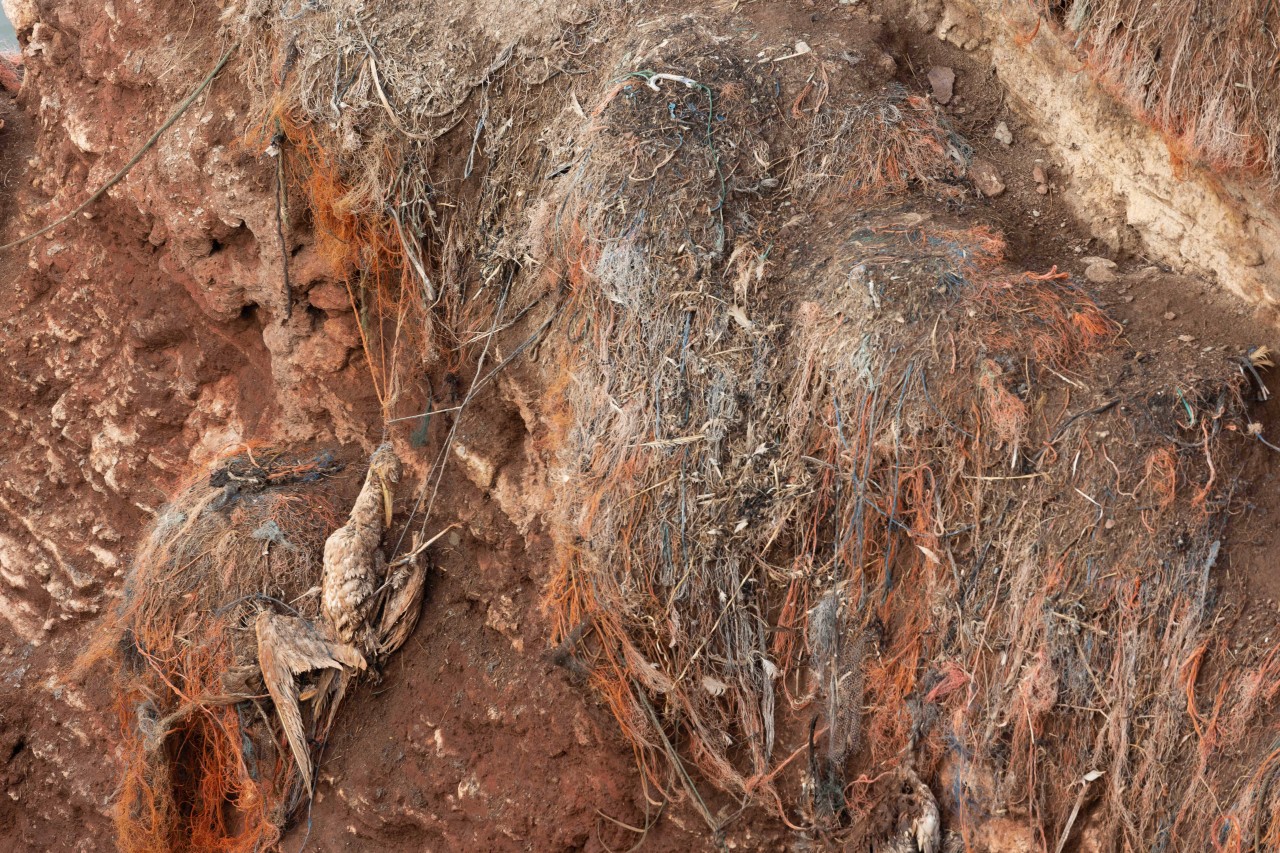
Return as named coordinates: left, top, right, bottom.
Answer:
left=937, top=0, right=1280, bottom=317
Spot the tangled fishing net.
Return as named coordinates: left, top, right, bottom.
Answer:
left=81, top=449, right=349, bottom=853
left=521, top=22, right=1279, bottom=851
left=216, top=3, right=1280, bottom=849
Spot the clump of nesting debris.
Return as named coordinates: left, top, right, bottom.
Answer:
left=229, top=3, right=1280, bottom=850
left=83, top=445, right=432, bottom=853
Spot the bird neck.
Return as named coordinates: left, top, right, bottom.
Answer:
left=349, top=473, right=387, bottom=532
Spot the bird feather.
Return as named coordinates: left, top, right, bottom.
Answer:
left=254, top=611, right=365, bottom=792
left=378, top=556, right=428, bottom=657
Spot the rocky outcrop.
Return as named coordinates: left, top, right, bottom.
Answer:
left=0, top=0, right=378, bottom=844
left=934, top=0, right=1280, bottom=318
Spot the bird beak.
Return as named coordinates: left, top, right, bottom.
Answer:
left=379, top=476, right=394, bottom=528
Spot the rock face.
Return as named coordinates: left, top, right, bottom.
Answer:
left=2, top=0, right=1278, bottom=850
left=1, top=0, right=37, bottom=33
left=934, top=0, right=1280, bottom=318
left=0, top=2, right=683, bottom=849
left=0, top=1, right=381, bottom=845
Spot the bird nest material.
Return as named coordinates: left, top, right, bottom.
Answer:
left=523, top=22, right=1278, bottom=852
left=82, top=446, right=429, bottom=853
left=230, top=5, right=1280, bottom=850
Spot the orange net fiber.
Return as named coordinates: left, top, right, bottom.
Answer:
left=83, top=448, right=345, bottom=852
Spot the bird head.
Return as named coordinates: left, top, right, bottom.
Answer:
left=369, top=442, right=402, bottom=483
left=367, top=442, right=402, bottom=527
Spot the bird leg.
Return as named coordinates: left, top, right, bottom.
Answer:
left=386, top=522, right=460, bottom=570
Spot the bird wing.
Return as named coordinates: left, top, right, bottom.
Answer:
left=377, top=553, right=427, bottom=658
left=254, top=612, right=366, bottom=792
left=258, top=610, right=367, bottom=674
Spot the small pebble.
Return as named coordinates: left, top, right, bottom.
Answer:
left=969, top=159, right=1005, bottom=197
left=993, top=121, right=1013, bottom=146
left=1164, top=312, right=1177, bottom=320
left=1084, top=260, right=1117, bottom=283
left=928, top=66, right=955, bottom=104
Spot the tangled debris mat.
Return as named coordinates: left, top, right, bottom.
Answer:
left=217, top=4, right=1280, bottom=849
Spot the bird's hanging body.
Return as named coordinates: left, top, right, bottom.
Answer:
left=252, top=441, right=435, bottom=793
left=321, top=442, right=401, bottom=649
left=254, top=611, right=366, bottom=791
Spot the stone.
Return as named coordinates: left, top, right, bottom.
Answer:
left=928, top=66, right=955, bottom=104
left=1084, top=261, right=1118, bottom=283
left=2, top=0, right=39, bottom=32
left=485, top=595, right=519, bottom=638
left=294, top=317, right=358, bottom=374
left=969, top=159, right=1005, bottom=197
left=453, top=442, right=496, bottom=490
left=993, top=121, right=1013, bottom=146
left=935, top=4, right=984, bottom=50
left=307, top=281, right=352, bottom=313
